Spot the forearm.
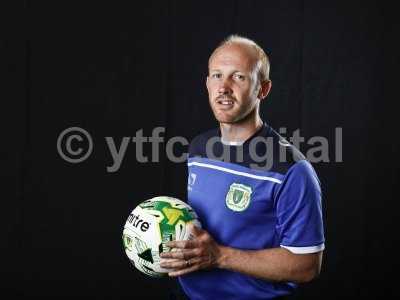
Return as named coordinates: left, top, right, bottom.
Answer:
left=217, top=246, right=322, bottom=283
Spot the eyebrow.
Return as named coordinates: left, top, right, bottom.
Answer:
left=209, top=69, right=246, bottom=73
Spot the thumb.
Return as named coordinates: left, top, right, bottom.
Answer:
left=187, top=222, right=202, bottom=237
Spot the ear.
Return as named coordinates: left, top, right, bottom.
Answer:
left=258, top=80, right=272, bottom=100
left=206, top=76, right=210, bottom=90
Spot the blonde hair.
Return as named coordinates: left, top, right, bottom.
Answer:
left=209, top=34, right=270, bottom=82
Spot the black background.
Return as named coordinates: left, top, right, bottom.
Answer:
left=1, top=0, right=397, bottom=299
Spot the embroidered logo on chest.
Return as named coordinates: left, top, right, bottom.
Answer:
left=225, top=183, right=253, bottom=212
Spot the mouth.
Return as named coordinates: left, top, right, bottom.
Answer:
left=215, top=97, right=235, bottom=109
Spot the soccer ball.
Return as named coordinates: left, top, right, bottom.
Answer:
left=122, top=196, right=201, bottom=277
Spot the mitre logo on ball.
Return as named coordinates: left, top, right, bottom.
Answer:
left=122, top=196, right=201, bottom=277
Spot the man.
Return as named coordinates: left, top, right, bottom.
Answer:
left=161, top=35, right=325, bottom=300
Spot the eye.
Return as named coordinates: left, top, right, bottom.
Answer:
left=234, top=74, right=246, bottom=81
left=211, top=73, right=222, bottom=79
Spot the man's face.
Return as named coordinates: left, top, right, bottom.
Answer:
left=206, top=43, right=261, bottom=124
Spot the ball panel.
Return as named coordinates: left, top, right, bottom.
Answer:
left=122, top=196, right=201, bottom=277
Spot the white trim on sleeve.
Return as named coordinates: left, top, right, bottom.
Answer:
left=280, top=243, right=325, bottom=254
left=188, top=161, right=282, bottom=184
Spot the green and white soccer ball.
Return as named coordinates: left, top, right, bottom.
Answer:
left=122, top=196, right=201, bottom=277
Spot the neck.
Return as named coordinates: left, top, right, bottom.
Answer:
left=219, top=112, right=263, bottom=144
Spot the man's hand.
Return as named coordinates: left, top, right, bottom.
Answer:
left=160, top=223, right=322, bottom=282
left=159, top=224, right=224, bottom=277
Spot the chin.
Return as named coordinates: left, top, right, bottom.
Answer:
left=214, top=114, right=237, bottom=124
left=211, top=108, right=243, bottom=124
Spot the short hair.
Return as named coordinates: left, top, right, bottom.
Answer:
left=209, top=34, right=271, bottom=82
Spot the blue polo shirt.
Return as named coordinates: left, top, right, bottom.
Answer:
left=178, top=123, right=325, bottom=300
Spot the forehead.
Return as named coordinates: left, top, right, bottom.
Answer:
left=209, top=43, right=258, bottom=72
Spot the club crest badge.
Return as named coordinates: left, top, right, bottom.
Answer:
left=225, top=183, right=252, bottom=212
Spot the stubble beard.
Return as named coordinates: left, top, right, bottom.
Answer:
left=211, top=99, right=259, bottom=125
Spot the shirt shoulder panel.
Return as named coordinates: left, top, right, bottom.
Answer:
left=187, top=123, right=309, bottom=177
left=188, top=128, right=219, bottom=158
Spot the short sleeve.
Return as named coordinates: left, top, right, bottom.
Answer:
left=274, top=160, right=325, bottom=254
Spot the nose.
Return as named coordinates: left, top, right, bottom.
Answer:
left=218, top=79, right=233, bottom=95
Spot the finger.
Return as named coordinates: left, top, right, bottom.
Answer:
left=160, top=255, right=204, bottom=269
left=165, top=239, right=197, bottom=249
left=160, top=258, right=187, bottom=269
left=167, top=257, right=204, bottom=276
left=160, top=250, right=185, bottom=260
left=168, top=263, right=200, bottom=277
left=160, top=248, right=198, bottom=260
left=159, top=258, right=181, bottom=270
left=189, top=222, right=202, bottom=235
